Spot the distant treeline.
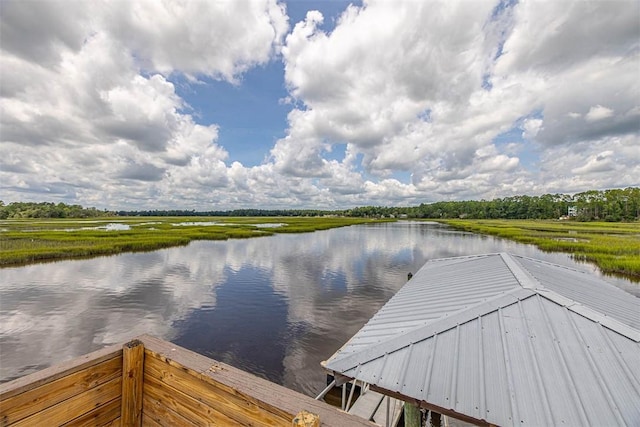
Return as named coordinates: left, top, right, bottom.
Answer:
left=347, top=188, right=640, bottom=221
left=115, top=208, right=337, bottom=217
left=0, top=201, right=113, bottom=219
left=2, top=187, right=638, bottom=221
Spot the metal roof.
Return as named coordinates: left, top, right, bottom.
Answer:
left=324, top=253, right=640, bottom=426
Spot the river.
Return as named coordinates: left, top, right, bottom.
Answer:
left=1, top=221, right=637, bottom=395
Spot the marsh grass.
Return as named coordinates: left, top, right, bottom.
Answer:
left=440, top=219, right=640, bottom=279
left=0, top=216, right=384, bottom=266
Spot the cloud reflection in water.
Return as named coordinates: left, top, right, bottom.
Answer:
left=1, top=222, right=636, bottom=395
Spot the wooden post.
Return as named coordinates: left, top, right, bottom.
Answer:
left=121, top=339, right=144, bottom=426
left=404, top=402, right=421, bottom=427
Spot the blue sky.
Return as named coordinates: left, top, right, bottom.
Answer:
left=173, top=60, right=290, bottom=167
left=1, top=0, right=638, bottom=210
left=172, top=0, right=358, bottom=168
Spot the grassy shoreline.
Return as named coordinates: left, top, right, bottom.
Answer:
left=3, top=217, right=639, bottom=281
left=437, top=219, right=640, bottom=279
left=0, top=216, right=391, bottom=267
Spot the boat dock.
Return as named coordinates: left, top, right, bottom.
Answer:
left=348, top=389, right=403, bottom=427
left=322, top=253, right=640, bottom=426
left=315, top=378, right=404, bottom=427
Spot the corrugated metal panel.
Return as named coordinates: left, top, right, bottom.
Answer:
left=515, top=255, right=640, bottom=329
left=331, top=254, right=521, bottom=357
left=324, top=253, right=640, bottom=426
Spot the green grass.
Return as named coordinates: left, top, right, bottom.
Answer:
left=437, top=219, right=640, bottom=279
left=6, top=216, right=637, bottom=280
left=0, top=216, right=391, bottom=267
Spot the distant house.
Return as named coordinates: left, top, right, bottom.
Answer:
left=568, top=206, right=578, bottom=217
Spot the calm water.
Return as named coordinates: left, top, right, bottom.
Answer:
left=1, top=221, right=637, bottom=395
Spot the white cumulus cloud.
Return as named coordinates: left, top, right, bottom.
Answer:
left=585, top=105, right=614, bottom=122
left=1, top=0, right=638, bottom=210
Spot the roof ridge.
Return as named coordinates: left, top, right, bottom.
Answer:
left=535, top=288, right=640, bottom=341
left=325, top=286, right=535, bottom=373
left=500, top=252, right=543, bottom=290
left=325, top=253, right=512, bottom=368
left=511, top=253, right=604, bottom=276
left=506, top=253, right=640, bottom=340
left=423, top=252, right=500, bottom=266
left=324, top=253, right=640, bottom=427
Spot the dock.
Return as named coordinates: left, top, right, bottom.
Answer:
left=322, top=253, right=640, bottom=426
left=348, top=389, right=403, bottom=427
left=0, top=334, right=375, bottom=426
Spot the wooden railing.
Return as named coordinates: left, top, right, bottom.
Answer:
left=0, top=343, right=123, bottom=426
left=0, top=335, right=374, bottom=426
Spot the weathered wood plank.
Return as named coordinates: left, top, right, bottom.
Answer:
left=144, top=355, right=284, bottom=426
left=0, top=343, right=123, bottom=401
left=121, top=339, right=144, bottom=426
left=61, top=397, right=121, bottom=427
left=143, top=373, right=240, bottom=426
left=11, top=377, right=121, bottom=427
left=0, top=356, right=122, bottom=425
left=103, top=417, right=121, bottom=427
left=142, top=413, right=163, bottom=427
left=372, top=395, right=403, bottom=427
left=348, top=391, right=384, bottom=420
left=144, top=348, right=290, bottom=421
left=142, top=393, right=196, bottom=427
left=2, top=335, right=372, bottom=427
left=138, top=335, right=374, bottom=427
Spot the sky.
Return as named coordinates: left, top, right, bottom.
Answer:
left=1, top=0, right=639, bottom=211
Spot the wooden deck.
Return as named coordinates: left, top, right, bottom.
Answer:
left=0, top=335, right=375, bottom=426
left=348, top=390, right=403, bottom=427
